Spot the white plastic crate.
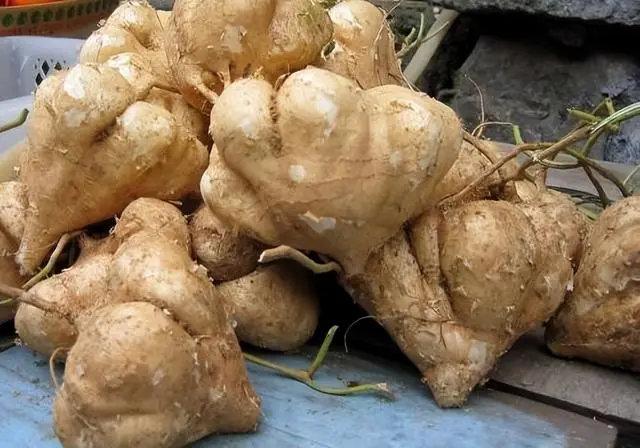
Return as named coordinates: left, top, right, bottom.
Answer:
left=0, top=36, right=84, bottom=161
left=0, top=36, right=84, bottom=101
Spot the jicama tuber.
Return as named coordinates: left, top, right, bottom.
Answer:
left=15, top=198, right=261, bottom=447
left=189, top=205, right=264, bottom=283
left=164, top=0, right=334, bottom=112
left=100, top=51, right=209, bottom=144
left=546, top=196, right=640, bottom=371
left=217, top=263, right=320, bottom=351
left=202, top=67, right=462, bottom=276
left=314, top=0, right=405, bottom=88
left=16, top=59, right=208, bottom=274
left=189, top=206, right=320, bottom=351
left=78, top=0, right=173, bottom=88
left=0, top=181, right=28, bottom=324
left=346, top=186, right=587, bottom=407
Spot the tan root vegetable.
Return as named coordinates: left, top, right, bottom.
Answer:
left=315, top=0, right=405, bottom=88
left=145, top=87, right=210, bottom=145
left=16, top=60, right=208, bottom=274
left=347, top=188, right=587, bottom=408
left=78, top=0, right=174, bottom=88
left=189, top=206, right=264, bottom=282
left=100, top=51, right=209, bottom=144
left=189, top=206, right=319, bottom=351
left=164, top=0, right=334, bottom=112
left=14, top=238, right=112, bottom=357
left=15, top=198, right=261, bottom=447
left=546, top=196, right=640, bottom=371
left=0, top=181, right=28, bottom=324
left=203, top=67, right=462, bottom=276
left=217, top=262, right=320, bottom=351
left=429, top=137, right=518, bottom=205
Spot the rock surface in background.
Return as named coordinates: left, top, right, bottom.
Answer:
left=436, top=0, right=640, bottom=27
left=445, top=34, right=640, bottom=164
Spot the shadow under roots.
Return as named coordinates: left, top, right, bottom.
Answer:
left=307, top=271, right=412, bottom=367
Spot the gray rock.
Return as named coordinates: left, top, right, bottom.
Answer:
left=147, top=0, right=173, bottom=10
left=436, top=0, right=640, bottom=27
left=445, top=35, right=640, bottom=164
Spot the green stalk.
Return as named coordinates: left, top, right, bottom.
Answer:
left=0, top=109, right=28, bottom=133
left=244, top=326, right=393, bottom=399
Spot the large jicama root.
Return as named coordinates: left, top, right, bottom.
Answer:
left=325, top=135, right=586, bottom=407
left=202, top=67, right=462, bottom=276
left=164, top=0, right=334, bottom=112
left=78, top=0, right=173, bottom=88
left=0, top=181, right=28, bottom=324
left=16, top=198, right=190, bottom=357
left=348, top=188, right=587, bottom=408
left=15, top=198, right=261, bottom=447
left=16, top=60, right=208, bottom=274
left=315, top=0, right=405, bottom=88
left=189, top=206, right=319, bottom=351
left=546, top=196, right=640, bottom=371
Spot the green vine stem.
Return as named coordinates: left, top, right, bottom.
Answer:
left=623, top=163, right=640, bottom=192
left=0, top=109, right=29, bottom=133
left=243, top=325, right=393, bottom=399
left=22, top=231, right=80, bottom=290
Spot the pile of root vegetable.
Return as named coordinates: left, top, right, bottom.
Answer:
left=0, top=0, right=638, bottom=446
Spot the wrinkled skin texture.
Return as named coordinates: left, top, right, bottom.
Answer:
left=339, top=139, right=586, bottom=407
left=0, top=182, right=28, bottom=324
left=189, top=206, right=264, bottom=283
left=203, top=67, right=462, bottom=275
left=14, top=241, right=111, bottom=357
left=145, top=88, right=210, bottom=145
left=78, top=0, right=174, bottom=88
left=165, top=0, right=333, bottom=112
left=546, top=196, right=640, bottom=371
left=100, top=52, right=209, bottom=145
left=315, top=0, right=405, bottom=88
left=349, top=192, right=585, bottom=407
left=217, top=262, right=319, bottom=351
left=15, top=198, right=260, bottom=447
left=17, top=60, right=208, bottom=273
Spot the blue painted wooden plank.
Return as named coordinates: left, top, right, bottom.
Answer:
left=0, top=346, right=606, bottom=448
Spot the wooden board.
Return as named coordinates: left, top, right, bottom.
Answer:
left=491, top=330, right=640, bottom=425
left=0, top=346, right=617, bottom=447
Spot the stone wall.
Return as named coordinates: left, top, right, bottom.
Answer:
left=424, top=1, right=640, bottom=164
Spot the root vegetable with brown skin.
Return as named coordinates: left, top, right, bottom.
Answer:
left=546, top=196, right=640, bottom=371
left=16, top=58, right=208, bottom=274
left=347, top=187, right=587, bottom=408
left=78, top=0, right=174, bottom=88
left=338, top=138, right=588, bottom=407
left=101, top=51, right=210, bottom=145
left=254, top=134, right=586, bottom=407
left=15, top=198, right=261, bottom=447
left=0, top=181, right=28, bottom=324
left=202, top=67, right=462, bottom=277
left=217, top=262, right=320, bottom=352
left=164, top=0, right=334, bottom=113
left=189, top=206, right=320, bottom=352
left=189, top=205, right=264, bottom=283
left=315, top=0, right=405, bottom=88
